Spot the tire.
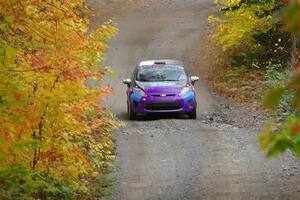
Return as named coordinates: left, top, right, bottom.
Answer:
left=189, top=108, right=197, bottom=119
left=128, top=103, right=137, bottom=120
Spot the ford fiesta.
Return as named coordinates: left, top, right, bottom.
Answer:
left=123, top=60, right=199, bottom=120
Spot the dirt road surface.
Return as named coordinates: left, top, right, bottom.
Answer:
left=91, top=0, right=300, bottom=199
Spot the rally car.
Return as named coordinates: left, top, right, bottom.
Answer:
left=123, top=60, right=199, bottom=120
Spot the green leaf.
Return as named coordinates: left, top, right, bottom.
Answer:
left=292, top=143, right=300, bottom=157
left=294, top=134, right=300, bottom=143
left=267, top=138, right=291, bottom=158
left=4, top=16, right=13, bottom=24
left=263, top=87, right=285, bottom=109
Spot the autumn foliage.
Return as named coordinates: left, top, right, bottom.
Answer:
left=209, top=0, right=300, bottom=158
left=0, top=0, right=119, bottom=198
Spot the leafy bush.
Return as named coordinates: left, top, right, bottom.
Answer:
left=212, top=1, right=300, bottom=159
left=260, top=68, right=300, bottom=158
left=0, top=0, right=120, bottom=199
left=258, top=1, right=300, bottom=159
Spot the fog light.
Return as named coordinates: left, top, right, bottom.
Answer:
left=142, top=97, right=147, bottom=102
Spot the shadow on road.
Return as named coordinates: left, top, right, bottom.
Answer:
left=116, top=112, right=190, bottom=121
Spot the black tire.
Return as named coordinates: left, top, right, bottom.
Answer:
left=128, top=103, right=137, bottom=120
left=189, top=108, right=197, bottom=119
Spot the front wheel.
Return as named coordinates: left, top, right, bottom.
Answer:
left=128, top=103, right=137, bottom=120
left=189, top=108, right=197, bottom=119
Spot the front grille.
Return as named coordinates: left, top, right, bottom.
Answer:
left=151, top=94, right=176, bottom=97
left=145, top=103, right=182, bottom=111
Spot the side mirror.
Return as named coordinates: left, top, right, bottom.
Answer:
left=123, top=78, right=132, bottom=87
left=190, top=76, right=199, bottom=85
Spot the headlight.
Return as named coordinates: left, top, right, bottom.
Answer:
left=179, top=86, right=192, bottom=96
left=132, top=87, right=146, bottom=96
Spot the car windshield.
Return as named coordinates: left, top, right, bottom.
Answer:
left=136, top=65, right=187, bottom=82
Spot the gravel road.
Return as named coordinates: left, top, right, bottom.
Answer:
left=90, top=0, right=300, bottom=199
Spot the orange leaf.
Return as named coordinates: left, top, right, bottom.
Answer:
left=292, top=123, right=300, bottom=134
left=14, top=93, right=22, bottom=100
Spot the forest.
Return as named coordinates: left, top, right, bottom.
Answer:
left=0, top=0, right=300, bottom=199
left=209, top=0, right=300, bottom=157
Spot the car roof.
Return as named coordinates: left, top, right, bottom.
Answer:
left=138, top=60, right=183, bottom=66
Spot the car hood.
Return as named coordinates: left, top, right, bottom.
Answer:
left=136, top=81, right=186, bottom=95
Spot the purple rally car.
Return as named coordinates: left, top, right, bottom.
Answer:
left=123, top=60, right=199, bottom=120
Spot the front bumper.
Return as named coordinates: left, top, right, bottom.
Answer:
left=129, top=92, right=196, bottom=114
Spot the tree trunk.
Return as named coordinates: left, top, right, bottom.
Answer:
left=291, top=34, right=298, bottom=66
left=290, top=0, right=299, bottom=68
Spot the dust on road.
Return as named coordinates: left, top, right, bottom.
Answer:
left=90, top=0, right=300, bottom=199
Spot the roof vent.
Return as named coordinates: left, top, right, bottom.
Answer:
left=154, top=61, right=166, bottom=65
